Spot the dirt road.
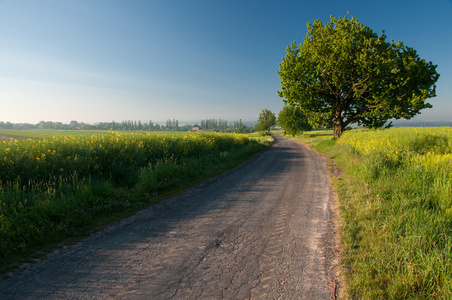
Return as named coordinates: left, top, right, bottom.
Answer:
left=0, top=134, right=339, bottom=299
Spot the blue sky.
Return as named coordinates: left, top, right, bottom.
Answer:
left=0, top=0, right=451, bottom=124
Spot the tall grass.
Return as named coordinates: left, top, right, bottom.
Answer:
left=0, top=132, right=268, bottom=268
left=336, top=128, right=452, bottom=298
left=286, top=128, right=452, bottom=298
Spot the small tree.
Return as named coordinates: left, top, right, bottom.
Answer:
left=278, top=106, right=312, bottom=136
left=278, top=14, right=439, bottom=139
left=257, top=109, right=276, bottom=134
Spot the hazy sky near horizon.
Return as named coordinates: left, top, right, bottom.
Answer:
left=1, top=0, right=451, bottom=124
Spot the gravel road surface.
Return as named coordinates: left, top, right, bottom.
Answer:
left=0, top=134, right=339, bottom=299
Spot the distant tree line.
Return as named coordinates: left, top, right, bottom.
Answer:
left=200, top=119, right=227, bottom=131
left=199, top=119, right=253, bottom=133
left=0, top=122, right=37, bottom=130
left=0, top=119, right=256, bottom=133
left=165, top=119, right=179, bottom=130
left=0, top=120, right=160, bottom=131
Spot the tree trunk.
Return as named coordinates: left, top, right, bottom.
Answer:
left=333, top=115, right=342, bottom=139
left=333, top=124, right=342, bottom=139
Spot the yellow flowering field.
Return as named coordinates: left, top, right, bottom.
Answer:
left=0, top=131, right=250, bottom=187
left=339, top=127, right=451, bottom=157
left=339, top=127, right=452, bottom=175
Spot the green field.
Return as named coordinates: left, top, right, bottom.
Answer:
left=0, top=130, right=270, bottom=270
left=289, top=127, right=452, bottom=299
left=0, top=129, right=108, bottom=140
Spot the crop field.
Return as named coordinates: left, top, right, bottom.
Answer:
left=0, top=131, right=268, bottom=269
left=0, top=129, right=108, bottom=141
left=0, top=131, right=249, bottom=186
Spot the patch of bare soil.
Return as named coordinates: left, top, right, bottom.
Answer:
left=326, top=158, right=343, bottom=178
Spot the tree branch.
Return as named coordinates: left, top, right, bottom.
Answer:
left=343, top=76, right=371, bottom=101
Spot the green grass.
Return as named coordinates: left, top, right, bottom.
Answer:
left=0, top=131, right=270, bottom=270
left=0, top=129, right=108, bottom=140
left=285, top=128, right=452, bottom=299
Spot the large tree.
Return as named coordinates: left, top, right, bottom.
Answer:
left=278, top=105, right=312, bottom=136
left=257, top=109, right=276, bottom=134
left=277, top=14, right=439, bottom=139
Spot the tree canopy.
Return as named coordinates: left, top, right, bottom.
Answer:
left=277, top=14, right=439, bottom=138
left=257, top=109, right=276, bottom=134
left=278, top=106, right=312, bottom=136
